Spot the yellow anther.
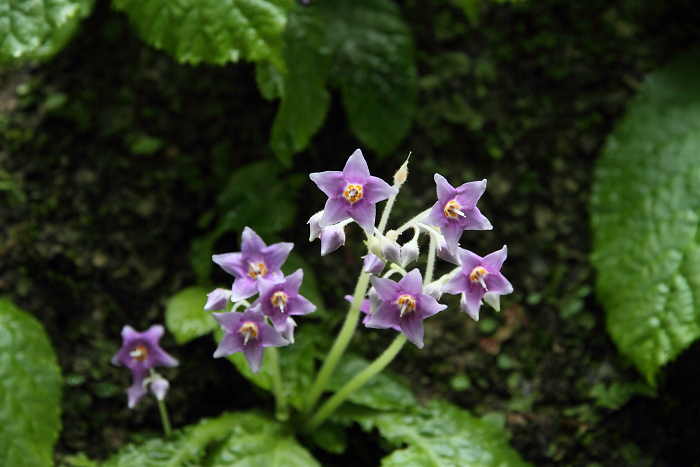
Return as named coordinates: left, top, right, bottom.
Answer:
left=344, top=184, right=363, bottom=203
left=240, top=322, right=259, bottom=345
left=271, top=291, right=288, bottom=313
left=129, top=344, right=149, bottom=362
left=248, top=262, right=268, bottom=279
left=396, top=294, right=416, bottom=317
left=443, top=200, right=466, bottom=218
left=470, top=266, right=488, bottom=291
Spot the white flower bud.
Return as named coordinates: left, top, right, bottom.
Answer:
left=149, top=375, right=170, bottom=401
left=483, top=292, right=501, bottom=312
left=399, top=239, right=420, bottom=268
left=320, top=224, right=346, bottom=256
left=308, top=211, right=324, bottom=241
left=424, top=281, right=443, bottom=301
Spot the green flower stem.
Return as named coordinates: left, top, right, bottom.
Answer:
left=395, top=208, right=431, bottom=235
left=304, top=333, right=407, bottom=432
left=149, top=369, right=173, bottom=438
left=303, top=271, right=371, bottom=414
left=377, top=194, right=398, bottom=236
left=268, top=347, right=289, bottom=421
left=424, top=233, right=437, bottom=286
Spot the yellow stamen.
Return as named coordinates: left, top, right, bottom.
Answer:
left=271, top=291, right=288, bottom=313
left=344, top=184, right=363, bottom=203
left=129, top=344, right=148, bottom=362
left=240, top=322, right=259, bottom=345
left=470, top=266, right=488, bottom=291
left=396, top=295, right=416, bottom=317
left=443, top=200, right=466, bottom=218
left=248, top=262, right=267, bottom=279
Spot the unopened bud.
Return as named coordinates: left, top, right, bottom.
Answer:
left=461, top=293, right=479, bottom=321
left=204, top=288, right=232, bottom=311
left=320, top=224, right=345, bottom=256
left=436, top=237, right=461, bottom=265
left=149, top=375, right=170, bottom=401
left=368, top=287, right=382, bottom=314
left=483, top=292, right=501, bottom=312
left=393, top=155, right=410, bottom=188
left=424, top=281, right=443, bottom=301
left=399, top=239, right=419, bottom=268
left=379, top=233, right=401, bottom=264
left=385, top=230, right=399, bottom=242
left=280, top=317, right=297, bottom=344
left=308, top=211, right=323, bottom=241
left=363, top=252, right=385, bottom=275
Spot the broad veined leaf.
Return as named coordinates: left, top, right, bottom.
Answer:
left=0, top=298, right=62, bottom=467
left=326, top=353, right=416, bottom=412
left=371, top=400, right=532, bottom=467
left=0, top=0, right=92, bottom=63
left=165, top=286, right=217, bottom=345
left=112, top=0, right=293, bottom=69
left=591, top=46, right=700, bottom=384
left=317, top=0, right=417, bottom=157
left=268, top=6, right=331, bottom=167
left=214, top=323, right=318, bottom=409
left=207, top=412, right=320, bottom=467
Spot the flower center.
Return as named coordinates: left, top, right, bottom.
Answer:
left=248, top=262, right=267, bottom=279
left=129, top=344, right=149, bottom=362
left=470, top=266, right=488, bottom=291
left=240, top=322, right=259, bottom=345
left=271, top=291, right=288, bottom=313
left=396, top=294, right=416, bottom=317
left=443, top=200, right=466, bottom=218
left=344, top=184, right=363, bottom=203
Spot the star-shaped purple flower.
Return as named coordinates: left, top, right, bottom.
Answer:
left=423, top=174, right=492, bottom=254
left=365, top=269, right=447, bottom=348
left=252, top=269, right=317, bottom=333
left=441, top=246, right=513, bottom=321
left=309, top=149, right=398, bottom=234
left=212, top=305, right=289, bottom=374
left=212, top=227, right=294, bottom=302
left=111, top=325, right=179, bottom=408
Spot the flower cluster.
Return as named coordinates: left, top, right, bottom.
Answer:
left=311, top=149, right=513, bottom=347
left=207, top=227, right=316, bottom=373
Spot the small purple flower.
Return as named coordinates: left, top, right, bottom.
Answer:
left=212, top=305, right=289, bottom=374
left=111, top=325, right=179, bottom=408
left=345, top=293, right=400, bottom=331
left=252, top=269, right=317, bottom=333
left=365, top=269, right=447, bottom=348
left=363, top=252, right=385, bottom=275
left=212, top=227, right=293, bottom=302
left=423, top=174, right=492, bottom=254
left=320, top=224, right=346, bottom=256
left=441, top=246, right=513, bottom=321
left=204, top=288, right=231, bottom=311
left=309, top=149, right=398, bottom=234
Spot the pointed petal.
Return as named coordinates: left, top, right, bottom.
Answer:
left=148, top=346, right=179, bottom=368
left=241, top=227, right=267, bottom=258
left=230, top=277, right=259, bottom=301
left=349, top=203, right=376, bottom=235
left=363, top=253, right=385, bottom=275
left=423, top=202, right=448, bottom=228
left=127, top=372, right=149, bottom=408
left=213, top=331, right=244, bottom=358
left=434, top=174, right=456, bottom=202
left=365, top=303, right=400, bottom=329
left=243, top=344, right=265, bottom=374
left=259, top=321, right=290, bottom=348
left=483, top=292, right=501, bottom=312
left=400, top=313, right=425, bottom=349
left=320, top=226, right=346, bottom=255
left=342, top=149, right=371, bottom=181
left=416, top=294, right=447, bottom=318
left=462, top=290, right=484, bottom=321
left=441, top=222, right=463, bottom=254
left=485, top=273, right=513, bottom=295
left=398, top=269, right=423, bottom=295
left=370, top=276, right=402, bottom=301
left=204, top=289, right=230, bottom=311
left=319, top=198, right=350, bottom=227
left=363, top=177, right=398, bottom=204
left=121, top=325, right=138, bottom=340
left=290, top=295, right=317, bottom=316
left=141, top=325, right=165, bottom=345
left=212, top=311, right=243, bottom=331
left=482, top=245, right=508, bottom=271
left=262, top=242, right=294, bottom=271
left=458, top=249, right=484, bottom=272
left=310, top=171, right=344, bottom=197
left=442, top=273, right=471, bottom=295
left=212, top=252, right=246, bottom=278
left=459, top=207, right=492, bottom=231
left=454, top=179, right=487, bottom=209
left=284, top=269, right=304, bottom=294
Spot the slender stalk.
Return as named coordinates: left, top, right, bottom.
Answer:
left=424, top=233, right=437, bottom=286
left=376, top=194, right=398, bottom=236
left=302, top=271, right=371, bottom=414
left=304, top=334, right=407, bottom=432
left=268, top=347, right=289, bottom=421
left=395, top=208, right=431, bottom=235
left=157, top=398, right=173, bottom=437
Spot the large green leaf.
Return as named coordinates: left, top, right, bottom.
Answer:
left=591, top=46, right=700, bottom=384
left=326, top=353, right=416, bottom=412
left=371, top=401, right=532, bottom=467
left=317, top=0, right=417, bottom=157
left=165, top=286, right=217, bottom=345
left=112, top=0, right=293, bottom=69
left=268, top=7, right=331, bottom=167
left=215, top=323, right=318, bottom=410
left=0, top=0, right=92, bottom=63
left=104, top=411, right=318, bottom=467
left=0, top=298, right=62, bottom=467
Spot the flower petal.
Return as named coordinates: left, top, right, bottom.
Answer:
left=400, top=313, right=425, bottom=349
left=441, top=221, right=463, bottom=254
left=370, top=276, right=403, bottom=301
left=309, top=171, right=344, bottom=198
left=290, top=295, right=317, bottom=316
left=462, top=290, right=484, bottom=321
left=365, top=302, right=400, bottom=329
left=363, top=177, right=398, bottom=204
left=482, top=245, right=508, bottom=271
left=320, top=197, right=350, bottom=227
left=416, top=294, right=447, bottom=318
left=212, top=252, right=246, bottom=278
left=230, top=277, right=259, bottom=302
left=460, top=207, right=493, bottom=231
left=441, top=273, right=471, bottom=295
left=241, top=227, right=267, bottom=258
left=398, top=269, right=423, bottom=295
left=485, top=273, right=513, bottom=295
left=148, top=346, right=179, bottom=368
left=262, top=242, right=294, bottom=271
left=423, top=202, right=449, bottom=228
left=458, top=249, right=483, bottom=272
left=434, top=173, right=456, bottom=202
left=213, top=331, right=244, bottom=358
left=454, top=179, right=487, bottom=209
left=348, top=202, right=376, bottom=234
left=342, top=149, right=371, bottom=181
left=243, top=344, right=265, bottom=374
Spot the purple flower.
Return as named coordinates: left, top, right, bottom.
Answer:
left=204, top=288, right=231, bottom=311
left=212, top=227, right=293, bottom=302
left=345, top=293, right=400, bottom=331
left=423, top=174, right=492, bottom=254
left=149, top=375, right=170, bottom=401
left=111, top=325, right=179, bottom=408
left=212, top=305, right=289, bottom=374
left=365, top=269, right=447, bottom=348
left=363, top=252, right=385, bottom=275
left=252, top=269, right=317, bottom=333
left=320, top=224, right=346, bottom=256
left=441, top=246, right=513, bottom=321
left=309, top=149, right=398, bottom=234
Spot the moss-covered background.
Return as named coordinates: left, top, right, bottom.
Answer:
left=1, top=0, right=700, bottom=465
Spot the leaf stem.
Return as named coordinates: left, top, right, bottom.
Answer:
left=304, top=333, right=407, bottom=432
left=268, top=347, right=289, bottom=421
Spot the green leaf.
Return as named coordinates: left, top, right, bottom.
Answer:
left=0, top=298, right=62, bottom=467
left=591, top=46, right=700, bottom=385
left=0, top=0, right=93, bottom=63
left=165, top=286, right=217, bottom=345
left=269, top=7, right=331, bottom=167
left=215, top=324, right=318, bottom=410
left=317, top=0, right=417, bottom=157
left=326, top=353, right=416, bottom=411
left=372, top=400, right=532, bottom=467
left=207, top=413, right=320, bottom=467
left=112, top=0, right=293, bottom=68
